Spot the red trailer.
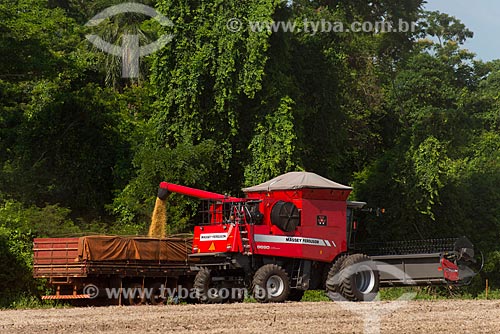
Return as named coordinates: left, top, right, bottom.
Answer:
left=33, top=236, right=196, bottom=304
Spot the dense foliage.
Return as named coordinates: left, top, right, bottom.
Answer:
left=0, top=0, right=498, bottom=306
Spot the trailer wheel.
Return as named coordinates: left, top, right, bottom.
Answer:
left=149, top=282, right=166, bottom=305
left=338, top=254, right=379, bottom=301
left=252, top=264, right=290, bottom=303
left=325, top=254, right=348, bottom=301
left=127, top=283, right=146, bottom=306
left=194, top=268, right=224, bottom=303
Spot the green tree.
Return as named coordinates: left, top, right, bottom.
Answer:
left=353, top=11, right=499, bottom=259
left=0, top=0, right=148, bottom=220
left=244, top=96, right=298, bottom=185
left=0, top=227, right=34, bottom=307
left=423, top=11, right=473, bottom=47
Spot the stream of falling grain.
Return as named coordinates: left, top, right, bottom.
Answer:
left=148, top=197, right=167, bottom=238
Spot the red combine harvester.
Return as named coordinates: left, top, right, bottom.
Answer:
left=33, top=171, right=477, bottom=304
left=159, top=171, right=477, bottom=302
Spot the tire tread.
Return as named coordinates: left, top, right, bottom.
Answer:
left=252, top=264, right=290, bottom=303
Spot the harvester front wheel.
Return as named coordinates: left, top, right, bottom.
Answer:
left=194, top=268, right=224, bottom=303
left=325, top=254, right=348, bottom=301
left=252, top=264, right=290, bottom=303
left=338, top=254, right=379, bottom=301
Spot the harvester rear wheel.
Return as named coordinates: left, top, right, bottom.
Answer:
left=338, top=254, right=379, bottom=301
left=325, top=254, right=348, bottom=301
left=194, top=268, right=224, bottom=303
left=252, top=264, right=290, bottom=303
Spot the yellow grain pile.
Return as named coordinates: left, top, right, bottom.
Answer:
left=148, top=197, right=167, bottom=238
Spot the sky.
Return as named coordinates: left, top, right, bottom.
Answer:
left=424, top=0, right=500, bottom=61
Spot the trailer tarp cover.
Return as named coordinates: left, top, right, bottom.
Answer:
left=78, top=236, right=192, bottom=262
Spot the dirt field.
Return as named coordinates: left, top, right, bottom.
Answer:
left=1, top=300, right=500, bottom=334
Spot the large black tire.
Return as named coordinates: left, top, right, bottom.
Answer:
left=148, top=282, right=166, bottom=305
left=287, top=289, right=305, bottom=302
left=194, top=268, right=224, bottom=303
left=338, top=254, right=380, bottom=301
left=252, top=264, right=290, bottom=303
left=325, top=254, right=349, bottom=301
left=127, top=283, right=146, bottom=306
left=227, top=287, right=246, bottom=303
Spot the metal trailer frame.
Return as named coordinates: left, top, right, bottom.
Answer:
left=33, top=237, right=196, bottom=302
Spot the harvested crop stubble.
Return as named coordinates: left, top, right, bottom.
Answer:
left=1, top=300, right=500, bottom=333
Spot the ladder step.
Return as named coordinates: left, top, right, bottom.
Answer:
left=241, top=238, right=249, bottom=242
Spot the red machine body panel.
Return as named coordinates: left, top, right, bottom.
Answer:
left=248, top=189, right=349, bottom=262
left=33, top=237, right=85, bottom=278
left=193, top=224, right=238, bottom=253
left=192, top=178, right=352, bottom=263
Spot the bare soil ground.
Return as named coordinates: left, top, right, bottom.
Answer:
left=1, top=300, right=500, bottom=334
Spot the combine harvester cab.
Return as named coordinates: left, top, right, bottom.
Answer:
left=164, top=172, right=479, bottom=303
